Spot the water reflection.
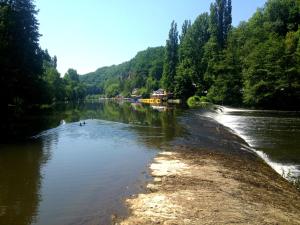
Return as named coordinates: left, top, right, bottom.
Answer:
left=1, top=101, right=300, bottom=225
left=0, top=101, right=184, bottom=225
left=0, top=140, right=49, bottom=225
left=55, top=101, right=185, bottom=148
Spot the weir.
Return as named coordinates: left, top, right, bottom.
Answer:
left=202, top=106, right=300, bottom=180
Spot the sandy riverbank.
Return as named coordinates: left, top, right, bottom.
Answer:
left=119, top=149, right=300, bottom=225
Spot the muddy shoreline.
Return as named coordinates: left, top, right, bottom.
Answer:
left=118, top=109, right=300, bottom=225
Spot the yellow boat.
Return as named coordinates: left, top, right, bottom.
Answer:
left=139, top=98, right=161, bottom=104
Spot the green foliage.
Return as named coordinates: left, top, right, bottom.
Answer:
left=175, top=13, right=210, bottom=99
left=80, top=47, right=164, bottom=97
left=105, top=83, right=120, bottom=98
left=64, top=69, right=86, bottom=101
left=42, top=51, right=65, bottom=103
left=200, top=96, right=209, bottom=102
left=4, top=0, right=297, bottom=110
left=206, top=29, right=243, bottom=106
left=209, top=0, right=232, bottom=50
left=0, top=0, right=90, bottom=115
left=146, top=76, right=159, bottom=94
left=187, top=96, right=212, bottom=108
left=72, top=0, right=300, bottom=109
left=240, top=0, right=300, bottom=109
left=264, top=0, right=300, bottom=35
left=187, top=96, right=201, bottom=107
left=138, top=87, right=149, bottom=98
left=79, top=0, right=299, bottom=109
left=174, top=61, right=195, bottom=99
left=0, top=0, right=43, bottom=107
left=204, top=0, right=233, bottom=103
left=64, top=69, right=79, bottom=82
left=161, top=21, right=179, bottom=92
left=203, top=0, right=299, bottom=108
left=179, top=20, right=192, bottom=43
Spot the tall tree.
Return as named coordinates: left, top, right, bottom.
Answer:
left=0, top=0, right=43, bottom=107
left=64, top=69, right=86, bottom=101
left=42, top=51, right=65, bottom=102
left=211, top=0, right=232, bottom=49
left=179, top=20, right=191, bottom=43
left=224, top=0, right=232, bottom=41
left=175, top=13, right=210, bottom=98
left=161, top=21, right=179, bottom=92
left=204, top=0, right=233, bottom=103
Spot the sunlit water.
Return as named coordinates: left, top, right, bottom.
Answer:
left=209, top=106, right=300, bottom=179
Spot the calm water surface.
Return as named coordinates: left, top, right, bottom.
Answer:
left=0, top=102, right=299, bottom=225
left=0, top=102, right=184, bottom=225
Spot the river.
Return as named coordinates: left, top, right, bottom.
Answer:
left=0, top=101, right=299, bottom=225
left=212, top=107, right=300, bottom=179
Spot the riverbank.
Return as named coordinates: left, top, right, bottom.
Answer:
left=120, top=149, right=300, bottom=225
left=119, top=109, right=300, bottom=225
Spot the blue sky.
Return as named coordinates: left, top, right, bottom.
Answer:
left=36, top=0, right=267, bottom=75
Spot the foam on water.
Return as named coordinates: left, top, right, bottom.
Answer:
left=201, top=106, right=300, bottom=180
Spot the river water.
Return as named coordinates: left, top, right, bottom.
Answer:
left=0, top=102, right=299, bottom=225
left=212, top=107, right=300, bottom=179
left=0, top=102, right=184, bottom=225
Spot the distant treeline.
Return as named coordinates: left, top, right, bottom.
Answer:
left=80, top=46, right=165, bottom=98
left=81, top=0, right=300, bottom=109
left=1, top=0, right=299, bottom=110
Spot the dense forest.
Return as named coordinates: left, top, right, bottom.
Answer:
left=1, top=0, right=300, bottom=111
left=80, top=46, right=164, bottom=98
left=0, top=0, right=86, bottom=110
left=81, top=0, right=300, bottom=109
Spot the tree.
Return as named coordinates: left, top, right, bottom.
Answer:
left=64, top=69, right=86, bottom=101
left=204, top=0, right=233, bottom=103
left=42, top=51, right=65, bottom=102
left=174, top=60, right=195, bottom=99
left=105, top=83, right=120, bottom=98
left=161, top=21, right=179, bottom=92
left=179, top=20, right=191, bottom=43
left=64, top=69, right=79, bottom=83
left=264, top=0, right=300, bottom=36
left=175, top=13, right=210, bottom=98
left=210, top=0, right=232, bottom=49
left=240, top=0, right=300, bottom=109
left=78, top=0, right=299, bottom=109
left=0, top=0, right=43, bottom=107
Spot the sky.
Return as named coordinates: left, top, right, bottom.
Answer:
left=36, top=0, right=267, bottom=75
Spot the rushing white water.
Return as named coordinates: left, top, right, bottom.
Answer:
left=203, top=106, right=300, bottom=180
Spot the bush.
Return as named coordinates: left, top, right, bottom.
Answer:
left=187, top=96, right=201, bottom=107
left=187, top=95, right=211, bottom=108
left=200, top=96, right=209, bottom=102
